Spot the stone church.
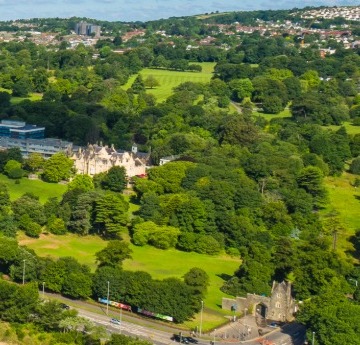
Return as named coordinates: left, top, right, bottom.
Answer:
left=222, top=281, right=297, bottom=322
left=69, top=143, right=149, bottom=178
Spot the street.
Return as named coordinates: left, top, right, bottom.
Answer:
left=44, top=293, right=306, bottom=345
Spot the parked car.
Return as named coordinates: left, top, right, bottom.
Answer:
left=186, top=337, right=198, bottom=344
left=171, top=335, right=189, bottom=343
left=269, top=322, right=279, bottom=328
left=110, top=318, right=121, bottom=325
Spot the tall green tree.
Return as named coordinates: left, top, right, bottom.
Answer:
left=42, top=152, right=74, bottom=183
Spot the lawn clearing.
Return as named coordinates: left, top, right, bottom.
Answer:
left=323, top=172, right=360, bottom=254
left=123, top=63, right=215, bottom=102
left=18, top=232, right=107, bottom=269
left=18, top=230, right=240, bottom=329
left=0, top=174, right=67, bottom=203
left=253, top=107, right=292, bottom=122
left=325, top=122, right=360, bottom=135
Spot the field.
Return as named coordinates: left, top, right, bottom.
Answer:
left=326, top=122, right=360, bottom=135
left=323, top=172, right=360, bottom=254
left=0, top=174, right=67, bottom=203
left=0, top=87, right=42, bottom=104
left=19, top=231, right=240, bottom=329
left=123, top=62, right=216, bottom=102
left=253, top=107, right=291, bottom=122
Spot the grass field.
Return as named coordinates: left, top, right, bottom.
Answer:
left=123, top=63, right=216, bottom=102
left=253, top=107, right=292, bottom=122
left=326, top=122, right=360, bottom=135
left=0, top=87, right=43, bottom=104
left=18, top=231, right=240, bottom=329
left=323, top=172, right=360, bottom=255
left=0, top=174, right=67, bottom=203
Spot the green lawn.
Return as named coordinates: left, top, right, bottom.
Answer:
left=18, top=231, right=240, bottom=329
left=325, top=122, right=360, bottom=135
left=253, top=107, right=292, bottom=122
left=0, top=174, right=67, bottom=203
left=123, top=63, right=215, bottom=102
left=322, top=173, right=360, bottom=257
left=0, top=87, right=43, bottom=104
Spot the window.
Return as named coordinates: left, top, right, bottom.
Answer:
left=276, top=302, right=281, bottom=308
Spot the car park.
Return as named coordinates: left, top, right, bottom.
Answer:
left=110, top=318, right=121, bottom=325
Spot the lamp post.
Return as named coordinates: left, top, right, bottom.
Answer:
left=199, top=300, right=204, bottom=337
left=213, top=329, right=216, bottom=345
left=312, top=331, right=315, bottom=345
left=42, top=282, right=45, bottom=297
left=22, top=259, right=26, bottom=285
left=119, top=301, right=123, bottom=334
left=106, top=281, right=110, bottom=316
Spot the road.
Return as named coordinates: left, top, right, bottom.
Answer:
left=44, top=293, right=306, bottom=345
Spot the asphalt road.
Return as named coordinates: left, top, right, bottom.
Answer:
left=43, top=293, right=306, bottom=345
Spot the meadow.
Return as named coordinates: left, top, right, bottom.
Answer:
left=18, top=231, right=240, bottom=329
left=0, top=174, right=67, bottom=202
left=123, top=62, right=216, bottom=102
left=322, top=172, right=360, bottom=255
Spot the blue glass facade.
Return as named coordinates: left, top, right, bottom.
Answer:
left=0, top=120, right=45, bottom=139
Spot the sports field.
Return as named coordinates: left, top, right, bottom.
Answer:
left=123, top=62, right=215, bottom=102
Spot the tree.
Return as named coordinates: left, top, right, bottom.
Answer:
left=47, top=217, right=67, bottom=235
left=94, top=192, right=129, bottom=238
left=3, top=160, right=22, bottom=178
left=0, top=91, right=11, bottom=108
left=24, top=152, right=45, bottom=172
left=131, top=75, right=145, bottom=94
left=228, top=78, right=253, bottom=101
left=34, top=300, right=69, bottom=331
left=183, top=268, right=209, bottom=296
left=350, top=157, right=360, bottom=175
left=12, top=194, right=46, bottom=225
left=132, top=221, right=180, bottom=249
left=101, top=166, right=127, bottom=192
left=144, top=75, right=160, bottom=89
left=62, top=272, right=93, bottom=299
left=42, top=152, right=74, bottom=183
left=262, top=95, right=283, bottom=114
left=95, top=240, right=132, bottom=268
left=67, top=174, right=94, bottom=192
left=297, top=166, right=328, bottom=208
left=0, top=281, right=39, bottom=323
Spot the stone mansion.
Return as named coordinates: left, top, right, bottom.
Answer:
left=69, top=143, right=150, bottom=178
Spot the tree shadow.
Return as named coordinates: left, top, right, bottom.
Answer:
left=216, top=273, right=232, bottom=281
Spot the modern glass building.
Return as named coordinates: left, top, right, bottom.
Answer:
left=0, top=120, right=45, bottom=139
left=0, top=120, right=72, bottom=158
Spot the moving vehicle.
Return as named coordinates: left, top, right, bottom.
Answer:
left=110, top=318, right=121, bottom=325
left=171, top=335, right=189, bottom=343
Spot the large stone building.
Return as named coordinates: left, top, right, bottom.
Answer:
left=70, top=143, right=149, bottom=178
left=222, top=281, right=297, bottom=323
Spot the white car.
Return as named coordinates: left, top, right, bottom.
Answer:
left=110, top=318, right=121, bottom=325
